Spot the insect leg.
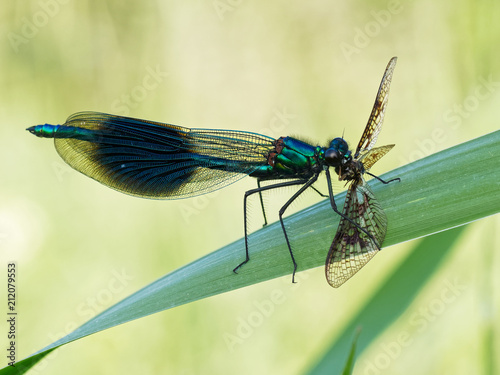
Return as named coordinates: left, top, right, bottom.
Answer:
left=310, top=185, right=328, bottom=198
left=257, top=179, right=268, bottom=227
left=366, top=171, right=400, bottom=184
left=277, top=173, right=320, bottom=283
left=256, top=180, right=327, bottom=227
left=233, top=178, right=309, bottom=275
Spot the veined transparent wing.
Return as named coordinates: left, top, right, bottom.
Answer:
left=355, top=57, right=397, bottom=158
left=357, top=144, right=395, bottom=171
left=325, top=183, right=388, bottom=288
left=52, top=112, right=275, bottom=199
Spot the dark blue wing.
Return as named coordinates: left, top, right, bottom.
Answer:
left=49, top=112, right=274, bottom=199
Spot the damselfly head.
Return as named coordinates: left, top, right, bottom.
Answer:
left=325, top=137, right=351, bottom=167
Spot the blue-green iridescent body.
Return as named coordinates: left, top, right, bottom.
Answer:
left=251, top=136, right=353, bottom=180
left=29, top=124, right=93, bottom=140
left=28, top=114, right=354, bottom=199
left=250, top=137, right=320, bottom=179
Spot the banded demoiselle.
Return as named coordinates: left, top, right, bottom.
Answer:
left=27, top=57, right=399, bottom=287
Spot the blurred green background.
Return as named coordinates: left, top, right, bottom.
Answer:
left=1, top=1, right=499, bottom=374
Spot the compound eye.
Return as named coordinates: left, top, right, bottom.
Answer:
left=324, top=148, right=341, bottom=166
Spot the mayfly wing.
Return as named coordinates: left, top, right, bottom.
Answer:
left=355, top=57, right=397, bottom=158
left=357, top=144, right=395, bottom=171
left=325, top=183, right=388, bottom=288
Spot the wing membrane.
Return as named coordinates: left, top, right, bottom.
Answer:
left=53, top=112, right=274, bottom=199
left=355, top=57, right=397, bottom=158
left=325, top=183, right=388, bottom=288
left=357, top=144, right=395, bottom=171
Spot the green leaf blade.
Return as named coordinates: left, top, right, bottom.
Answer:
left=3, top=130, right=499, bottom=373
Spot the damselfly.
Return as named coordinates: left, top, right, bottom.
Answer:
left=28, top=57, right=399, bottom=287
